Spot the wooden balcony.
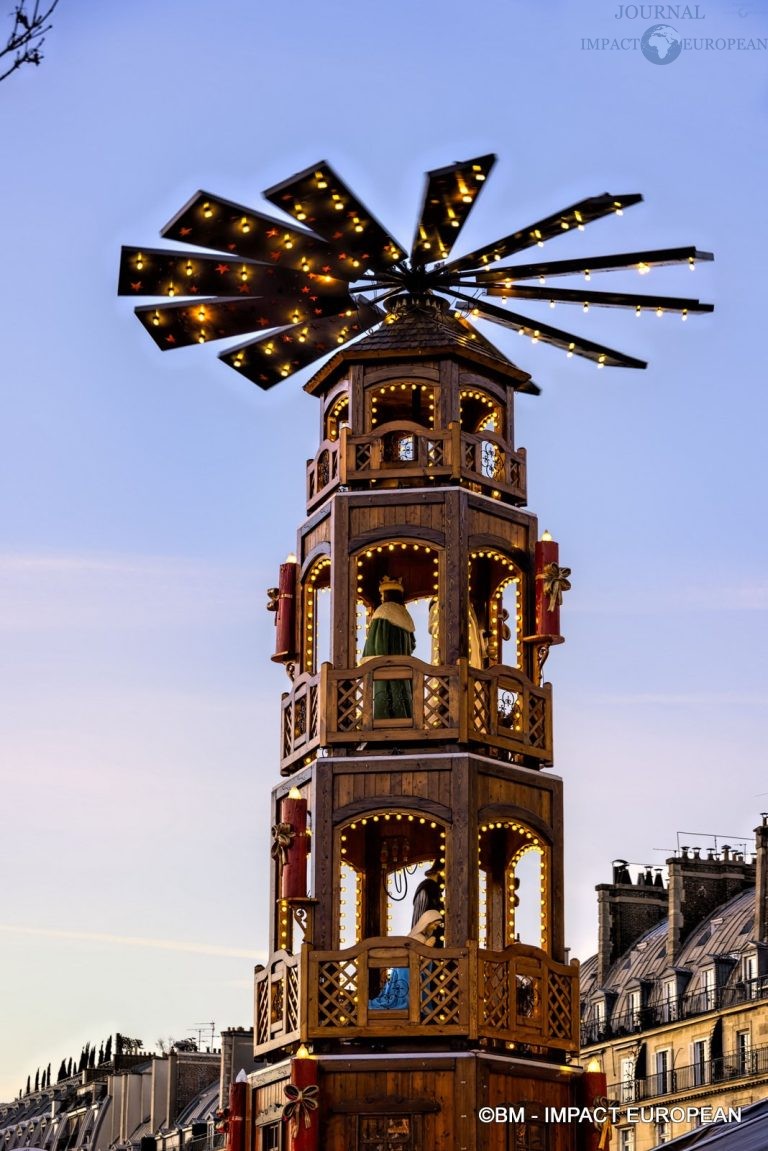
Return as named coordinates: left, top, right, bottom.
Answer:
left=254, top=950, right=301, bottom=1054
left=321, top=656, right=552, bottom=762
left=306, top=437, right=341, bottom=513
left=304, top=422, right=527, bottom=511
left=281, top=657, right=551, bottom=771
left=254, top=938, right=578, bottom=1056
left=280, top=671, right=321, bottom=774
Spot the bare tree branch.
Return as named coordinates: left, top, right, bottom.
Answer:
left=0, top=0, right=61, bottom=84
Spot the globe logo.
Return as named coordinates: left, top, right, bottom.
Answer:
left=641, top=24, right=683, bottom=64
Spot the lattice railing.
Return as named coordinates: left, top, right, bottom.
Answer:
left=254, top=940, right=577, bottom=1055
left=306, top=438, right=340, bottom=512
left=320, top=658, right=552, bottom=762
left=343, top=421, right=454, bottom=486
left=254, top=951, right=301, bottom=1055
left=300, top=938, right=577, bottom=1052
left=460, top=431, right=527, bottom=502
left=477, top=942, right=578, bottom=1050
left=305, top=938, right=470, bottom=1038
left=340, top=421, right=527, bottom=504
left=280, top=672, right=321, bottom=772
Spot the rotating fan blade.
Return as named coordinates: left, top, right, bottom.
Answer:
left=442, top=193, right=643, bottom=274
left=411, top=154, right=496, bottom=263
left=263, top=161, right=406, bottom=276
left=450, top=290, right=646, bottom=369
left=135, top=290, right=357, bottom=350
left=118, top=246, right=352, bottom=304
left=218, top=303, right=383, bottom=390
left=158, top=190, right=357, bottom=278
left=473, top=246, right=714, bottom=284
left=483, top=284, right=714, bottom=315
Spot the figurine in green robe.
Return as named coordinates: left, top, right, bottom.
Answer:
left=362, top=576, right=416, bottom=719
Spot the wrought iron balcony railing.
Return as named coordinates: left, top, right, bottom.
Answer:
left=608, top=1042, right=768, bottom=1103
left=254, top=938, right=578, bottom=1057
left=580, top=976, right=768, bottom=1046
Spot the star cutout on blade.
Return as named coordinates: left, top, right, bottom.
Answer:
left=118, top=156, right=713, bottom=390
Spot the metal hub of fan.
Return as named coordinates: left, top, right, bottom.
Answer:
left=118, top=154, right=713, bottom=390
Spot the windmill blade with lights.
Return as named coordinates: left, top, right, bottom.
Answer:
left=118, top=154, right=713, bottom=388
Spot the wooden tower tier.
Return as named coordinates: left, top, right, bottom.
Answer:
left=254, top=302, right=584, bottom=1151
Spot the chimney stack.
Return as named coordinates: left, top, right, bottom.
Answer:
left=667, top=843, right=755, bottom=964
left=756, top=816, right=768, bottom=944
left=596, top=864, right=667, bottom=985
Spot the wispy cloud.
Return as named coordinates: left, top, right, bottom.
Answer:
left=0, top=924, right=265, bottom=962
left=0, top=550, right=261, bottom=631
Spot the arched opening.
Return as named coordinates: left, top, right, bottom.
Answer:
left=325, top=391, right=350, bottom=441
left=355, top=543, right=441, bottom=665
left=303, top=556, right=331, bottom=675
left=368, top=381, right=436, bottom=433
left=459, top=388, right=503, bottom=435
left=337, top=810, right=448, bottom=949
left=510, top=844, right=545, bottom=950
left=478, top=819, right=548, bottom=952
left=468, top=549, right=522, bottom=669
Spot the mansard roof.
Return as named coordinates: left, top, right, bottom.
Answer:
left=581, top=887, right=757, bottom=1011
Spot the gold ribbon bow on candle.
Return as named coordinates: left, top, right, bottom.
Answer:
left=270, top=822, right=295, bottom=867
left=542, top=562, right=572, bottom=612
left=592, top=1095, right=620, bottom=1150
left=282, top=1083, right=320, bottom=1131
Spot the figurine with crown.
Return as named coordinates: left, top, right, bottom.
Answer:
left=361, top=575, right=416, bottom=719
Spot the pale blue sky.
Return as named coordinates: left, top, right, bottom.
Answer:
left=1, top=0, right=767, bottom=1102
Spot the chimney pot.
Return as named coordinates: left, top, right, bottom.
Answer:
left=693, top=847, right=701, bottom=859
left=722, top=845, right=731, bottom=861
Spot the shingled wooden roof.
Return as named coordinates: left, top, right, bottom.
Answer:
left=304, top=301, right=539, bottom=396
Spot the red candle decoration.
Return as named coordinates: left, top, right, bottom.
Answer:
left=271, top=556, right=299, bottom=663
left=534, top=531, right=569, bottom=640
left=580, top=1061, right=611, bottom=1151
left=227, top=1078, right=246, bottom=1151
left=283, top=1048, right=319, bottom=1151
left=280, top=788, right=309, bottom=900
